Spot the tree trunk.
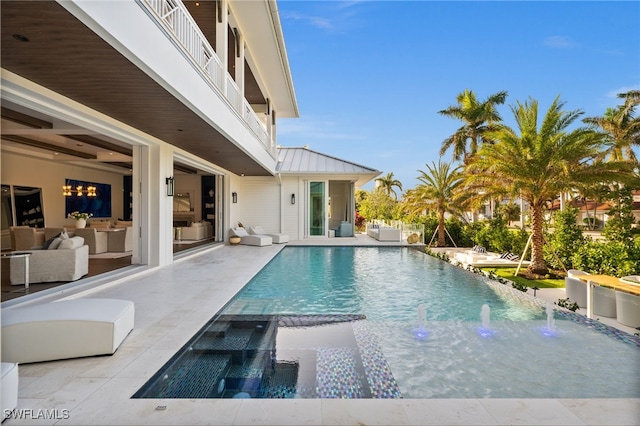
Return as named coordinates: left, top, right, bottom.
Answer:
left=527, top=204, right=548, bottom=275
left=437, top=210, right=446, bottom=247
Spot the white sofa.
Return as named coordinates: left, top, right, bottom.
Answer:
left=1, top=362, right=18, bottom=420
left=367, top=225, right=402, bottom=242
left=180, top=222, right=213, bottom=241
left=10, top=238, right=89, bottom=285
left=1, top=298, right=135, bottom=364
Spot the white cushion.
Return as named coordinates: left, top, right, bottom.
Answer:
left=2, top=298, right=135, bottom=363
left=233, top=227, right=249, bottom=237
left=48, top=237, right=63, bottom=250
left=249, top=226, right=265, bottom=235
left=192, top=222, right=203, bottom=227
left=58, top=236, right=84, bottom=250
left=1, top=362, right=18, bottom=419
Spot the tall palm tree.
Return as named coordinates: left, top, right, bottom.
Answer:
left=439, top=89, right=508, bottom=163
left=464, top=96, right=636, bottom=274
left=403, top=160, right=464, bottom=246
left=375, top=172, right=403, bottom=199
left=583, top=90, right=640, bottom=162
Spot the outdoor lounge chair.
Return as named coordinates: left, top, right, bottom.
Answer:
left=248, top=226, right=289, bottom=243
left=230, top=227, right=272, bottom=246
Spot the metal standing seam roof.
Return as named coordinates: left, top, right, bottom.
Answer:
left=276, top=147, right=381, bottom=175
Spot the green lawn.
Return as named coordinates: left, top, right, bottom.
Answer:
left=484, top=268, right=565, bottom=289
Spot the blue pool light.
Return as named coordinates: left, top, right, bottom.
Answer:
left=476, top=326, right=495, bottom=338
left=412, top=326, right=429, bottom=340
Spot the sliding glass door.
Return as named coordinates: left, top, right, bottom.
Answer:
left=309, top=181, right=326, bottom=236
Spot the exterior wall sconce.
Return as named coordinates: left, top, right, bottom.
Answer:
left=232, top=192, right=237, bottom=203
left=166, top=177, right=175, bottom=197
left=291, top=193, right=295, bottom=205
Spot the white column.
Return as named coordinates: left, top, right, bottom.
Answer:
left=235, top=29, right=245, bottom=98
left=216, top=0, right=229, bottom=95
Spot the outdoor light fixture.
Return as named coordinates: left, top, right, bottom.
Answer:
left=166, top=177, right=175, bottom=197
left=232, top=192, right=237, bottom=203
left=291, top=193, right=296, bottom=205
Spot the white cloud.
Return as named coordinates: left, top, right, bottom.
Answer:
left=544, top=36, right=577, bottom=49
left=606, top=85, right=640, bottom=99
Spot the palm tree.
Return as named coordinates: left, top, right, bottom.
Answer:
left=375, top=172, right=403, bottom=199
left=583, top=90, right=640, bottom=162
left=464, top=96, right=636, bottom=274
left=403, top=160, right=464, bottom=247
left=439, top=89, right=508, bottom=163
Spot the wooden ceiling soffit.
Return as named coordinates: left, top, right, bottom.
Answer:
left=62, top=134, right=132, bottom=156
left=2, top=135, right=96, bottom=159
left=1, top=107, right=53, bottom=129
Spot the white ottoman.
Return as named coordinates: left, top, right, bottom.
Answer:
left=2, top=298, right=134, bottom=364
left=1, top=362, right=18, bottom=419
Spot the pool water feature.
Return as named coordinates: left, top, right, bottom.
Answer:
left=135, top=247, right=640, bottom=399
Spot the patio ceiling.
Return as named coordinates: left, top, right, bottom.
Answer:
left=1, top=0, right=271, bottom=176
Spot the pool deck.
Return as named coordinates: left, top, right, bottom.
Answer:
left=2, top=235, right=638, bottom=425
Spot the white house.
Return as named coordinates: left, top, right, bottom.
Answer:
left=1, top=0, right=380, bottom=274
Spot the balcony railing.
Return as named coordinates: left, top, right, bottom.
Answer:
left=138, top=0, right=275, bottom=156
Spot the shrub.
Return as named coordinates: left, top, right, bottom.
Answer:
left=544, top=207, right=584, bottom=270
left=571, top=239, right=640, bottom=276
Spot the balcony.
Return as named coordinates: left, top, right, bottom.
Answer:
left=140, top=0, right=274, bottom=158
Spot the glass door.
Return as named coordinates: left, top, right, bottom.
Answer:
left=309, top=181, right=326, bottom=236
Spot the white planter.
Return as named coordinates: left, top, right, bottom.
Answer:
left=75, top=218, right=87, bottom=229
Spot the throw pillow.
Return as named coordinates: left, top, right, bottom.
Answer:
left=59, top=230, right=69, bottom=240
left=47, top=237, right=62, bottom=250
left=45, top=237, right=62, bottom=250
left=57, top=236, right=84, bottom=250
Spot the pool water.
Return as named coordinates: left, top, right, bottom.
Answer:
left=135, top=247, right=640, bottom=399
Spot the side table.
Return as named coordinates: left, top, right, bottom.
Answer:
left=1, top=252, right=31, bottom=290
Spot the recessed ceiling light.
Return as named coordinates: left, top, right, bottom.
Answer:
left=12, top=34, right=29, bottom=42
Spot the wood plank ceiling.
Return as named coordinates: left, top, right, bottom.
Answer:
left=1, top=1, right=271, bottom=176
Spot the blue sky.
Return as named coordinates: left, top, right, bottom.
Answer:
left=275, top=1, right=640, bottom=191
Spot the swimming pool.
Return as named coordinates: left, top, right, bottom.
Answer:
left=134, top=246, right=640, bottom=399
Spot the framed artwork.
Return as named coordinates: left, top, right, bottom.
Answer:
left=64, top=179, right=112, bottom=218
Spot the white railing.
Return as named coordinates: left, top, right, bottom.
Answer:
left=243, top=99, right=272, bottom=155
left=138, top=0, right=274, bottom=157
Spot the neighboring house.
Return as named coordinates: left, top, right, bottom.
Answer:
left=0, top=0, right=379, bottom=271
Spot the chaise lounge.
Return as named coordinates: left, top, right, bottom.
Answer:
left=230, top=227, right=272, bottom=246
left=1, top=298, right=135, bottom=364
left=248, top=226, right=289, bottom=243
